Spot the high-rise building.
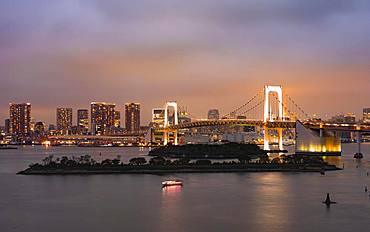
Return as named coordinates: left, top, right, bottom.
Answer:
left=208, top=109, right=220, bottom=120
left=114, top=111, right=121, bottom=128
left=56, top=108, right=73, bottom=135
left=125, top=103, right=140, bottom=132
left=363, top=108, right=370, bottom=124
left=152, top=108, right=165, bottom=128
left=4, top=119, right=10, bottom=134
left=344, top=113, right=356, bottom=124
left=34, top=121, right=46, bottom=143
left=9, top=103, right=31, bottom=142
left=77, top=109, right=89, bottom=129
left=91, top=102, right=115, bottom=135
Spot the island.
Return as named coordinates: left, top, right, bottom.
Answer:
left=17, top=143, right=341, bottom=175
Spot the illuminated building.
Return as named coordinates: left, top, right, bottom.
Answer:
left=295, top=121, right=341, bottom=156
left=152, top=108, right=165, bottom=128
left=208, top=109, right=220, bottom=120
left=114, top=111, right=121, bottom=128
left=77, top=109, right=89, bottom=134
left=91, top=102, right=115, bottom=135
left=56, top=108, right=73, bottom=135
left=34, top=121, right=46, bottom=143
left=344, top=113, right=356, bottom=124
left=151, top=108, right=165, bottom=144
left=9, top=103, right=31, bottom=142
left=4, top=119, right=10, bottom=134
left=125, top=103, right=140, bottom=132
left=363, top=108, right=370, bottom=124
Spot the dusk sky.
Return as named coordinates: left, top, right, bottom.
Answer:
left=1, top=0, right=369, bottom=125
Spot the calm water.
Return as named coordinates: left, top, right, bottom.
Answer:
left=0, top=144, right=369, bottom=232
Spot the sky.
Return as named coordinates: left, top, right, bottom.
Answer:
left=1, top=0, right=369, bottom=125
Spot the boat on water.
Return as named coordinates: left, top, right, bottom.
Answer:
left=354, top=153, right=363, bottom=159
left=162, top=180, right=183, bottom=188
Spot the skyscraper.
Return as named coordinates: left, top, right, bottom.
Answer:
left=91, top=102, right=115, bottom=135
left=4, top=118, right=10, bottom=134
left=363, top=108, right=370, bottom=124
left=208, top=109, right=220, bottom=120
left=77, top=109, right=89, bottom=132
left=152, top=108, right=165, bottom=128
left=9, top=103, right=31, bottom=142
left=114, top=111, right=121, bottom=128
left=56, top=108, right=73, bottom=135
left=125, top=103, right=140, bottom=132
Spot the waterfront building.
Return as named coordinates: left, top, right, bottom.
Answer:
left=77, top=109, right=89, bottom=134
left=114, top=111, right=121, bottom=128
left=33, top=121, right=46, bottom=143
left=152, top=108, right=165, bottom=128
left=208, top=109, right=220, bottom=120
left=295, top=121, right=341, bottom=156
left=9, top=103, right=31, bottom=142
left=4, top=119, right=10, bottom=134
left=151, top=108, right=165, bottom=144
left=56, top=108, right=73, bottom=135
left=91, top=102, right=115, bottom=135
left=363, top=108, right=370, bottom=124
left=344, top=113, right=356, bottom=124
left=125, top=103, right=140, bottom=132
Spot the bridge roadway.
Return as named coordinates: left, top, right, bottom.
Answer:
left=164, top=119, right=370, bottom=132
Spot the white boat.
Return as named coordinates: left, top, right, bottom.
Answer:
left=162, top=180, right=183, bottom=188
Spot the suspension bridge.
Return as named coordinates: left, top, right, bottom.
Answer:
left=155, top=85, right=370, bottom=152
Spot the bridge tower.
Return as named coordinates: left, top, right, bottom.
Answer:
left=263, top=85, right=284, bottom=151
left=164, top=101, right=178, bottom=145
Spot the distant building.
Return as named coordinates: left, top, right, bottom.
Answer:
left=125, top=103, right=140, bottom=132
left=330, top=113, right=355, bottom=124
left=179, top=110, right=191, bottom=124
left=344, top=113, right=356, bottom=124
left=9, top=103, right=31, bottom=142
left=56, top=108, right=73, bottom=135
left=34, top=121, right=46, bottom=143
left=208, top=109, right=220, bottom=120
left=363, top=108, right=370, bottom=124
left=48, top=124, right=56, bottom=131
left=91, top=102, right=115, bottom=135
left=114, top=111, right=121, bottom=128
left=152, top=108, right=165, bottom=128
left=4, top=119, right=10, bottom=134
left=77, top=109, right=89, bottom=128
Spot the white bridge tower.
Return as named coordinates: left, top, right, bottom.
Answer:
left=263, top=85, right=284, bottom=151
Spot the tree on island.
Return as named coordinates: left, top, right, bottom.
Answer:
left=129, top=157, right=147, bottom=165
left=149, top=156, right=166, bottom=165
left=195, top=160, right=212, bottom=165
left=238, top=155, right=252, bottom=164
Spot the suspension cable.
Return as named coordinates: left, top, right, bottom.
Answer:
left=222, top=90, right=263, bottom=118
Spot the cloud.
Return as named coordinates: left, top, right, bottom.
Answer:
left=0, top=0, right=369, bottom=123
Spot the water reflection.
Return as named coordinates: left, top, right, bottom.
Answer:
left=162, top=185, right=182, bottom=197
left=322, top=156, right=341, bottom=166
left=252, top=173, right=291, bottom=231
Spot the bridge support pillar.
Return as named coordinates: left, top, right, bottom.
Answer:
left=356, top=130, right=362, bottom=154
left=278, top=128, right=283, bottom=151
left=263, top=126, right=269, bottom=151
left=163, top=101, right=179, bottom=146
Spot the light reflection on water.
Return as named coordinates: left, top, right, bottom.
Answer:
left=0, top=144, right=369, bottom=232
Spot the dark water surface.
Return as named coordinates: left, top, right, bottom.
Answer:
left=0, top=144, right=369, bottom=232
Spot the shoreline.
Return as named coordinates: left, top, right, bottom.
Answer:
left=17, top=164, right=341, bottom=175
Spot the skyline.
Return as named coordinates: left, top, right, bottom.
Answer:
left=1, top=0, right=370, bottom=124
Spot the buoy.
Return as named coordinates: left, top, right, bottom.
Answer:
left=323, top=193, right=336, bottom=206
